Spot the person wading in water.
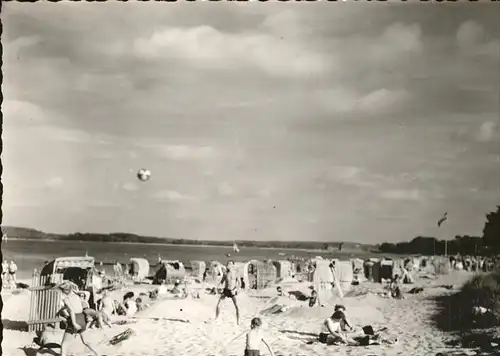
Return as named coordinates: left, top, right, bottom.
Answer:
left=215, top=260, right=241, bottom=325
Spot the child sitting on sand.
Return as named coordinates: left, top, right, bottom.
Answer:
left=309, top=290, right=318, bottom=307
left=245, top=317, right=275, bottom=356
left=334, top=305, right=354, bottom=331
left=390, top=275, right=404, bottom=299
left=276, top=286, right=284, bottom=297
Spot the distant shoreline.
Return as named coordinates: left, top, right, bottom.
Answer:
left=4, top=237, right=353, bottom=254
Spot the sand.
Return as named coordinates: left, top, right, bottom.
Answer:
left=1, top=272, right=479, bottom=356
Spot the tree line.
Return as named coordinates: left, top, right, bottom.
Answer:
left=379, top=206, right=500, bottom=256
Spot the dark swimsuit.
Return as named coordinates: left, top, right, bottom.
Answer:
left=65, top=313, right=87, bottom=334
left=222, top=288, right=237, bottom=298
left=244, top=350, right=260, bottom=356
left=318, top=333, right=329, bottom=344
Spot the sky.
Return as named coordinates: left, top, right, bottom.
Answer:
left=2, top=2, right=499, bottom=243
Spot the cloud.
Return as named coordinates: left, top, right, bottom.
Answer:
left=31, top=126, right=113, bottom=145
left=87, top=201, right=118, bottom=208
left=4, top=35, right=42, bottom=58
left=317, top=166, right=380, bottom=188
left=45, top=177, right=63, bottom=188
left=153, top=190, right=195, bottom=202
left=357, top=89, right=410, bottom=114
left=137, top=144, right=217, bottom=160
left=376, top=23, right=423, bottom=55
left=2, top=99, right=46, bottom=123
left=122, top=182, right=139, bottom=192
left=456, top=20, right=500, bottom=59
left=380, top=189, right=421, bottom=201
left=457, top=20, right=485, bottom=48
left=133, top=25, right=328, bottom=78
left=477, top=122, right=500, bottom=142
left=217, top=182, right=235, bottom=196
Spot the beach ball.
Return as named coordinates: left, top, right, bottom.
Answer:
left=137, top=168, right=151, bottom=182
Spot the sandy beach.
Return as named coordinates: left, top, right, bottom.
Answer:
left=2, top=271, right=479, bottom=356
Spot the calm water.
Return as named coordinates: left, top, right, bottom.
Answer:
left=2, top=239, right=377, bottom=279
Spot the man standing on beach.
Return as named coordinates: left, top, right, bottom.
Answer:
left=2, top=260, right=8, bottom=288
left=215, top=260, right=241, bottom=325
left=8, top=260, right=18, bottom=288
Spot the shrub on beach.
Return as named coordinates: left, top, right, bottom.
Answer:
left=433, top=270, right=500, bottom=331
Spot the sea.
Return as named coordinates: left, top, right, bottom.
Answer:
left=1, top=239, right=379, bottom=280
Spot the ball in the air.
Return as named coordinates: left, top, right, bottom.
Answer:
left=137, top=169, right=151, bottom=182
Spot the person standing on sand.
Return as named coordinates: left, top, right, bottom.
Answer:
left=215, top=260, right=241, bottom=325
left=244, top=317, right=275, bottom=356
left=8, top=260, right=18, bottom=288
left=2, top=260, right=8, bottom=287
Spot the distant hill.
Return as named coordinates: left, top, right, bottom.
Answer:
left=1, top=225, right=377, bottom=251
left=1, top=226, right=63, bottom=240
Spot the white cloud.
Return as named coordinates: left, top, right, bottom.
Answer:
left=457, top=21, right=485, bottom=48
left=358, top=23, right=423, bottom=64
left=314, top=88, right=409, bottom=115
left=477, top=122, right=499, bottom=142
left=140, top=144, right=217, bottom=160
left=133, top=25, right=328, bottom=78
left=45, top=176, right=63, bottom=188
left=154, top=190, right=195, bottom=202
left=217, top=182, right=235, bottom=196
left=4, top=35, right=41, bottom=59
left=456, top=20, right=499, bottom=59
left=380, top=189, right=421, bottom=201
left=122, top=182, right=139, bottom=191
left=2, top=99, right=47, bottom=123
left=379, top=23, right=422, bottom=53
left=319, top=165, right=378, bottom=188
left=357, top=89, right=409, bottom=113
left=30, top=126, right=114, bottom=145
left=87, top=201, right=118, bottom=208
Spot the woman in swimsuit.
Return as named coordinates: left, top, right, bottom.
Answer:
left=56, top=281, right=98, bottom=356
left=318, top=310, right=351, bottom=345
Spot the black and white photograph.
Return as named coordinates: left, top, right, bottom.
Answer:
left=1, top=2, right=499, bottom=356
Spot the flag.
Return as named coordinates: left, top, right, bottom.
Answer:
left=438, top=212, right=448, bottom=227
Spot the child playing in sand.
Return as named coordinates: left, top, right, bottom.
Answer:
left=245, top=317, right=275, bottom=356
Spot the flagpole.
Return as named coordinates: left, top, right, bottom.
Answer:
left=438, top=212, right=448, bottom=257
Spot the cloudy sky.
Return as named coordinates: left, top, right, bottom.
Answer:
left=2, top=2, right=499, bottom=243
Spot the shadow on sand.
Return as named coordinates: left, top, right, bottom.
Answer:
left=2, top=319, right=29, bottom=332
left=286, top=291, right=309, bottom=301
left=280, top=329, right=318, bottom=337
left=19, top=346, right=60, bottom=356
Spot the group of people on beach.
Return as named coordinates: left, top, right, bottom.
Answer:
left=2, top=259, right=18, bottom=288
left=35, top=255, right=407, bottom=356
left=42, top=259, right=272, bottom=356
